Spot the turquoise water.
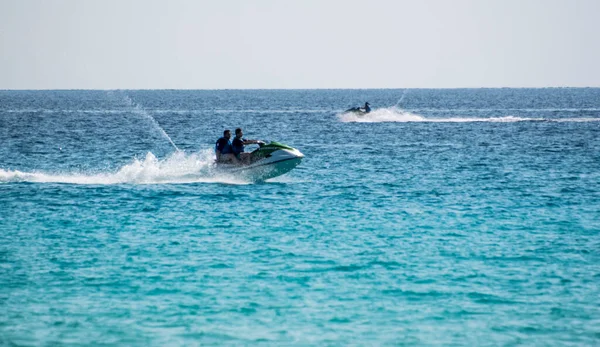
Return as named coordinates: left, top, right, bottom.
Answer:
left=1, top=89, right=600, bottom=345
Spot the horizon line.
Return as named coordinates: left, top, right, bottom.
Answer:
left=2, top=86, right=600, bottom=92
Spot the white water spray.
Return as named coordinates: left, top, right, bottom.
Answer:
left=117, top=92, right=181, bottom=152
left=394, top=89, right=409, bottom=108
left=337, top=107, right=600, bottom=123
left=0, top=150, right=248, bottom=185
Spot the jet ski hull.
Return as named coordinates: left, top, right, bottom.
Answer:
left=215, top=144, right=304, bottom=181
left=344, top=107, right=368, bottom=115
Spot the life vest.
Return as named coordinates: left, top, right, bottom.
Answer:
left=232, top=137, right=245, bottom=155
left=215, top=137, right=233, bottom=154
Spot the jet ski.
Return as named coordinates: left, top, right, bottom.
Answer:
left=215, top=141, right=304, bottom=181
left=344, top=107, right=369, bottom=115
left=344, top=102, right=371, bottom=115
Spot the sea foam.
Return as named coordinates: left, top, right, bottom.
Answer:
left=0, top=150, right=247, bottom=185
left=337, top=107, right=600, bottom=123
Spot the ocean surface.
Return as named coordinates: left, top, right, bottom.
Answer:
left=1, top=89, right=600, bottom=345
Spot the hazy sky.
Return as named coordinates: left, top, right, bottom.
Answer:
left=1, top=0, right=599, bottom=89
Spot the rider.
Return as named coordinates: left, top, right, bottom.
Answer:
left=363, top=102, right=371, bottom=113
left=232, top=128, right=262, bottom=164
left=215, top=129, right=238, bottom=164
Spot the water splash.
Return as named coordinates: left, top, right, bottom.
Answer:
left=338, top=107, right=426, bottom=122
left=394, top=89, right=409, bottom=107
left=338, top=107, right=600, bottom=123
left=0, top=150, right=248, bottom=185
left=116, top=92, right=181, bottom=152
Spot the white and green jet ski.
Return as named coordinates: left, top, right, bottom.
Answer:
left=215, top=141, right=304, bottom=181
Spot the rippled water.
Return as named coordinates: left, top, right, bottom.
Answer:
left=1, top=89, right=600, bottom=345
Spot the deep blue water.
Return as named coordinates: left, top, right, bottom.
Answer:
left=1, top=89, right=600, bottom=345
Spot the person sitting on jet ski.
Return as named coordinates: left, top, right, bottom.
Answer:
left=232, top=128, right=263, bottom=165
left=215, top=129, right=238, bottom=164
left=363, top=102, right=371, bottom=113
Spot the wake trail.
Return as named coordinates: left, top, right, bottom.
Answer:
left=337, top=107, right=600, bottom=123
left=0, top=150, right=248, bottom=185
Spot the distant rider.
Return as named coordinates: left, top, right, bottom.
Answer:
left=363, top=102, right=371, bottom=113
left=215, top=129, right=238, bottom=164
left=232, top=128, right=262, bottom=164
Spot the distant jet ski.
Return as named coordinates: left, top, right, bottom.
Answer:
left=215, top=141, right=304, bottom=181
left=343, top=102, right=371, bottom=115
left=344, top=107, right=369, bottom=115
